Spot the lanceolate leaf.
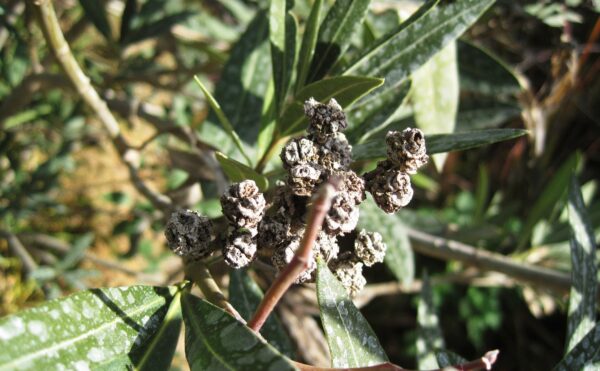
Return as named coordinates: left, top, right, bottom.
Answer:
left=416, top=275, right=444, bottom=369
left=352, top=129, right=528, bottom=162
left=295, top=0, right=324, bottom=92
left=436, top=350, right=468, bottom=367
left=316, top=258, right=388, bottom=367
left=270, top=0, right=297, bottom=114
left=228, top=269, right=295, bottom=357
left=456, top=98, right=521, bottom=131
left=181, top=292, right=296, bottom=370
left=565, top=176, right=598, bottom=353
left=278, top=76, right=383, bottom=137
left=0, top=286, right=177, bottom=370
left=215, top=152, right=269, bottom=191
left=358, top=198, right=414, bottom=286
left=308, top=0, right=371, bottom=82
left=554, top=323, right=600, bottom=371
left=79, top=0, right=112, bottom=41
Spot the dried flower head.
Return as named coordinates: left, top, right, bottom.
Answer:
left=288, top=163, right=322, bottom=196
left=304, top=98, right=347, bottom=142
left=317, top=133, right=353, bottom=171
left=323, top=193, right=359, bottom=235
left=223, top=229, right=257, bottom=269
left=257, top=214, right=291, bottom=251
left=281, top=137, right=318, bottom=170
left=366, top=166, right=413, bottom=214
left=336, top=170, right=366, bottom=205
left=330, top=252, right=366, bottom=297
left=354, top=229, right=387, bottom=267
left=386, top=128, right=429, bottom=174
left=315, top=231, right=339, bottom=263
left=220, top=180, right=266, bottom=229
left=271, top=237, right=317, bottom=283
left=164, top=209, right=213, bottom=260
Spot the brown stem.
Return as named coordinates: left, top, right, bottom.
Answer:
left=247, top=181, right=337, bottom=332
left=0, top=230, right=37, bottom=277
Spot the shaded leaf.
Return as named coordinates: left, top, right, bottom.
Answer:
left=295, top=0, right=324, bottom=92
left=0, top=286, right=177, bottom=369
left=119, top=0, right=137, bottom=44
left=554, top=323, right=600, bottom=371
left=316, top=258, right=388, bottom=367
left=228, top=269, right=295, bottom=357
left=353, top=129, right=528, bottom=162
left=308, top=0, right=371, bottom=81
left=79, top=0, right=112, bottom=41
left=215, top=152, right=269, bottom=191
left=270, top=0, right=297, bottom=114
left=181, top=292, right=296, bottom=370
left=456, top=98, right=521, bottom=131
left=279, top=76, right=384, bottom=137
left=124, top=12, right=193, bottom=45
left=416, top=275, right=444, bottom=369
left=436, top=349, right=468, bottom=367
left=565, top=176, right=598, bottom=353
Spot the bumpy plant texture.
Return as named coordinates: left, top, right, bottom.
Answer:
left=164, top=209, right=214, bottom=260
left=166, top=98, right=428, bottom=295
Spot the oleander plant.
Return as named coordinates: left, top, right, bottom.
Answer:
left=1, top=0, right=599, bottom=370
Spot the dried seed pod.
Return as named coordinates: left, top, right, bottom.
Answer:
left=318, top=133, right=353, bottom=171
left=336, top=170, right=366, bottom=205
left=304, top=98, right=347, bottom=142
left=164, top=209, right=213, bottom=260
left=386, top=128, right=429, bottom=174
left=257, top=214, right=291, bottom=251
left=220, top=180, right=266, bottom=229
left=354, top=229, right=387, bottom=267
left=223, top=230, right=257, bottom=269
left=315, top=232, right=339, bottom=263
left=329, top=252, right=366, bottom=297
left=288, top=163, right=322, bottom=196
left=323, top=193, right=359, bottom=235
left=281, top=137, right=318, bottom=170
left=366, top=168, right=414, bottom=213
left=271, top=237, right=317, bottom=283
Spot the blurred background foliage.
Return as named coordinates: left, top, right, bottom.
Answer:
left=0, top=0, right=599, bottom=369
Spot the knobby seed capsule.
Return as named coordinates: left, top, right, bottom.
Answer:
left=366, top=167, right=414, bottom=214
left=317, top=133, right=353, bottom=171
left=164, top=209, right=213, bottom=260
left=288, top=163, right=322, bottom=196
left=354, top=229, right=387, bottom=267
left=386, top=128, right=429, bottom=174
left=222, top=229, right=257, bottom=269
left=329, top=252, right=366, bottom=297
left=220, top=180, right=266, bottom=229
left=323, top=193, right=359, bottom=235
left=281, top=137, right=318, bottom=170
left=304, top=98, right=348, bottom=143
left=271, top=237, right=317, bottom=284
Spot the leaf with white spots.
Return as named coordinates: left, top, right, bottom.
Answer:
left=554, top=323, right=600, bottom=371
left=316, top=258, right=388, bottom=367
left=436, top=349, right=467, bottom=367
left=0, top=285, right=177, bottom=370
left=411, top=42, right=459, bottom=172
left=565, top=176, right=598, bottom=353
left=181, top=291, right=296, bottom=371
left=416, top=275, right=444, bottom=369
left=228, top=269, right=295, bottom=358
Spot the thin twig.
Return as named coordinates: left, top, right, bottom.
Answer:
left=0, top=230, right=37, bottom=277
left=248, top=181, right=337, bottom=332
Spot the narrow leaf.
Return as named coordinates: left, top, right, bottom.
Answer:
left=270, top=0, right=297, bottom=114
left=353, top=129, right=528, bottom=162
left=308, top=0, right=371, bottom=81
left=0, top=286, right=177, bottom=370
left=554, top=323, right=600, bottom=371
left=79, top=0, right=112, bottom=41
left=436, top=350, right=468, bottom=367
left=416, top=275, right=444, bottom=369
left=181, top=292, right=296, bottom=370
left=278, top=76, right=384, bottom=137
left=295, top=0, right=324, bottom=92
left=119, top=0, right=137, bottom=44
left=229, top=269, right=295, bottom=357
left=215, top=152, right=269, bottom=191
left=316, top=258, right=388, bottom=367
left=565, top=176, right=598, bottom=353
left=456, top=98, right=521, bottom=131
left=411, top=42, right=459, bottom=171
left=358, top=198, right=414, bottom=286
left=194, top=76, right=252, bottom=165
left=123, top=12, right=193, bottom=45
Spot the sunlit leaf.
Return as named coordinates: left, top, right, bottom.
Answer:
left=416, top=275, right=444, bottom=369
left=215, top=152, right=269, bottom=191
left=295, top=0, right=324, bottom=92
left=554, top=323, right=600, bottom=371
left=316, top=258, right=388, bottom=367
left=270, top=0, right=297, bottom=114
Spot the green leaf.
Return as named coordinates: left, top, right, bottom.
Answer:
left=518, top=153, right=580, bottom=248
left=228, top=269, right=295, bottom=357
left=123, top=12, right=193, bottom=44
left=278, top=76, right=384, bottom=137
left=132, top=289, right=182, bottom=371
left=0, top=285, right=177, bottom=370
left=295, top=0, right=324, bottom=92
left=79, top=0, right=113, bottom=41
left=56, top=233, right=94, bottom=271
left=436, top=350, right=467, bottom=367
left=416, top=275, right=444, bottom=369
left=358, top=198, right=414, bottom=286
left=316, top=258, right=388, bottom=367
left=270, top=0, right=297, bottom=114
left=411, top=42, right=459, bottom=172
left=456, top=98, right=521, bottom=131
left=353, top=129, right=528, bottom=162
left=554, top=323, right=600, bottom=371
left=194, top=76, right=252, bottom=165
left=181, top=292, right=296, bottom=371
left=119, top=0, right=137, bottom=44
left=565, top=176, right=597, bottom=353
left=308, top=0, right=371, bottom=81
left=215, top=152, right=269, bottom=191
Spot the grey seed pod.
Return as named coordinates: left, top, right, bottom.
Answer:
left=223, top=230, right=257, bottom=269
left=220, top=180, right=266, bottom=229
left=386, top=128, right=429, bottom=174
left=323, top=193, right=359, bottom=235
left=281, top=137, right=318, bottom=170
left=366, top=168, right=414, bottom=214
left=288, top=163, right=322, bottom=196
left=271, top=237, right=317, bottom=284
left=304, top=98, right=347, bottom=142
left=315, top=232, right=339, bottom=263
left=354, top=229, right=387, bottom=267
left=164, top=209, right=213, bottom=260
left=329, top=252, right=366, bottom=297
left=317, top=133, right=353, bottom=171
left=257, top=214, right=291, bottom=251
left=336, top=170, right=366, bottom=205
